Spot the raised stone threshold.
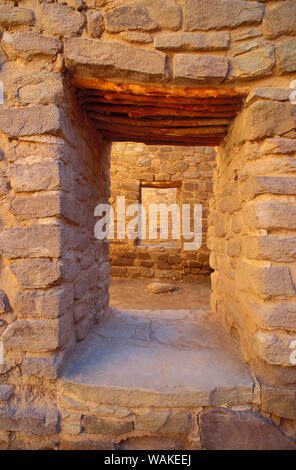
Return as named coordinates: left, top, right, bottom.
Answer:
left=57, top=309, right=296, bottom=449
left=60, top=308, right=254, bottom=410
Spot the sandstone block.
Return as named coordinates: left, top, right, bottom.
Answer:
left=0, top=225, right=63, bottom=259
left=200, top=408, right=296, bottom=450
left=246, top=88, right=291, bottom=107
left=0, top=385, right=14, bottom=401
left=143, top=0, right=181, bottom=31
left=105, top=5, right=158, bottom=33
left=0, top=406, right=58, bottom=436
left=0, top=289, right=10, bottom=314
left=9, top=193, right=61, bottom=220
left=232, top=27, right=262, bottom=42
left=9, top=193, right=85, bottom=225
left=260, top=137, right=296, bottom=155
left=119, top=436, right=186, bottom=450
left=84, top=0, right=106, bottom=7
left=120, top=32, right=152, bottom=44
left=64, top=38, right=168, bottom=82
left=58, top=0, right=84, bottom=10
left=2, top=316, right=71, bottom=351
left=74, top=276, right=90, bottom=301
left=276, top=38, right=296, bottom=75
left=40, top=3, right=85, bottom=36
left=155, top=32, right=229, bottom=51
left=13, top=285, right=73, bottom=319
left=252, top=330, right=296, bottom=366
left=16, top=73, right=64, bottom=105
left=82, top=415, right=133, bottom=435
left=147, top=282, right=176, bottom=294
left=60, top=422, right=81, bottom=436
left=235, top=261, right=295, bottom=298
left=2, top=32, right=61, bottom=60
left=21, top=355, right=64, bottom=380
left=242, top=234, right=296, bottom=263
left=234, top=101, right=296, bottom=143
left=162, top=411, right=194, bottom=434
left=0, top=5, right=34, bottom=28
left=9, top=259, right=62, bottom=288
left=174, top=54, right=229, bottom=84
left=75, top=314, right=94, bottom=342
left=243, top=200, right=296, bottom=231
left=0, top=105, right=62, bottom=138
left=134, top=409, right=193, bottom=434
left=98, top=262, right=110, bottom=282
left=87, top=11, right=104, bottom=38
left=0, top=42, right=7, bottom=67
left=9, top=160, right=64, bottom=192
left=263, top=0, right=296, bottom=39
left=230, top=44, right=275, bottom=79
left=261, top=385, right=296, bottom=420
left=60, top=438, right=114, bottom=450
left=227, top=239, right=241, bottom=257
left=242, top=297, right=296, bottom=331
left=184, top=0, right=264, bottom=31
left=241, top=176, right=296, bottom=200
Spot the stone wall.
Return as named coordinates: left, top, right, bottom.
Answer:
left=0, top=1, right=295, bottom=89
left=110, top=142, right=214, bottom=280
left=0, top=42, right=111, bottom=447
left=0, top=0, right=295, bottom=450
left=208, top=90, right=296, bottom=420
left=56, top=392, right=296, bottom=450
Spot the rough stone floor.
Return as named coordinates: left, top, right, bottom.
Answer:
left=61, top=279, right=254, bottom=408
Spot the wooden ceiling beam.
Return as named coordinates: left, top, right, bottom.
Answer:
left=100, top=134, right=222, bottom=146
left=96, top=128, right=225, bottom=141
left=79, top=95, right=242, bottom=111
left=71, top=75, right=245, bottom=100
left=91, top=121, right=227, bottom=137
left=78, top=91, right=242, bottom=106
left=87, top=113, right=232, bottom=128
left=83, top=103, right=237, bottom=118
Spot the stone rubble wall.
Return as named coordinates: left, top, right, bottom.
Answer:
left=55, top=388, right=296, bottom=450
left=0, top=0, right=294, bottom=89
left=0, top=0, right=295, bottom=449
left=208, top=90, right=296, bottom=421
left=0, top=1, right=111, bottom=446
left=0, top=97, right=111, bottom=449
left=110, top=142, right=214, bottom=280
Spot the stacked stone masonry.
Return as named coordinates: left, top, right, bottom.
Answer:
left=0, top=0, right=295, bottom=450
left=110, top=142, right=214, bottom=280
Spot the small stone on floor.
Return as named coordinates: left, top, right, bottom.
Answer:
left=147, top=282, right=177, bottom=294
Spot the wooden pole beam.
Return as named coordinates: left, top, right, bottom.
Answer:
left=78, top=90, right=242, bottom=106
left=87, top=112, right=232, bottom=128
left=91, top=121, right=227, bottom=137
left=79, top=95, right=242, bottom=111
left=71, top=75, right=245, bottom=99
left=83, top=103, right=237, bottom=118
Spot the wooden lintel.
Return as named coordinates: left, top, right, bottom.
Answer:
left=91, top=120, right=227, bottom=137
left=98, top=129, right=223, bottom=144
left=141, top=181, right=182, bottom=188
left=71, top=75, right=245, bottom=99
